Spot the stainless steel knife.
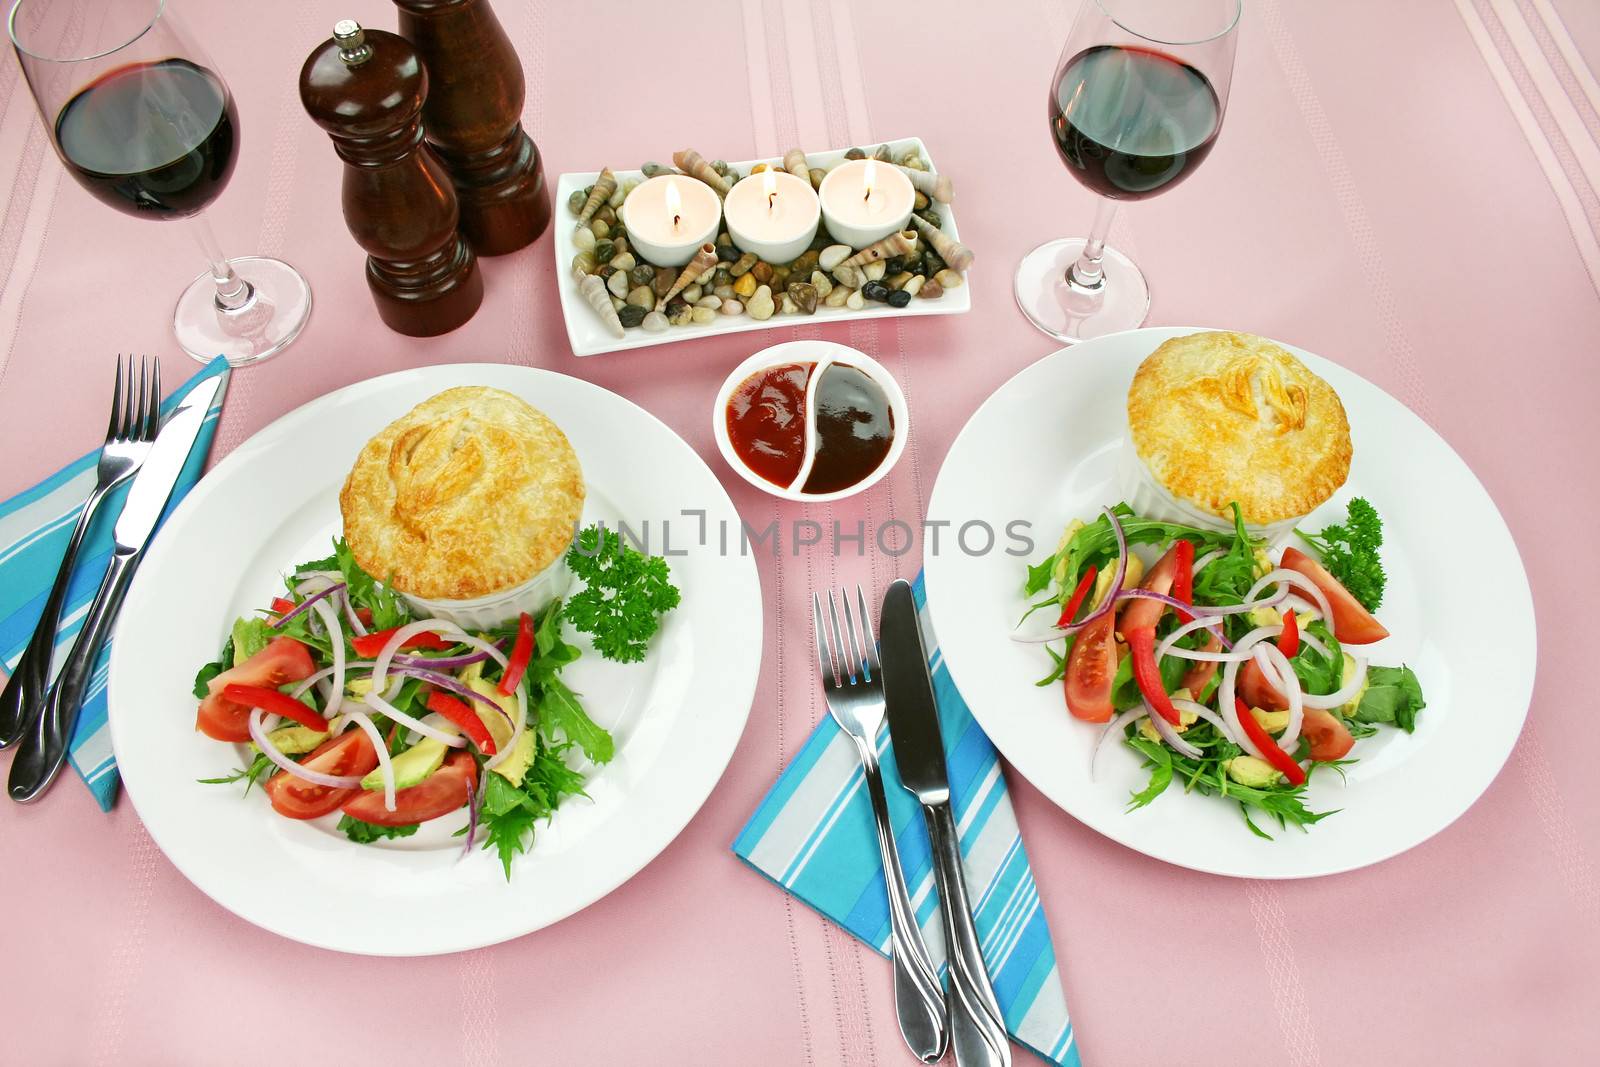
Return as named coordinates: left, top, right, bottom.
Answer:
left=9, top=367, right=230, bottom=802
left=880, top=578, right=1011, bottom=1067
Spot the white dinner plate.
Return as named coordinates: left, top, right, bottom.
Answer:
left=555, top=137, right=971, bottom=356
left=923, top=327, right=1536, bottom=879
left=109, top=365, right=762, bottom=954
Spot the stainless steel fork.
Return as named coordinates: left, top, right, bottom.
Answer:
left=814, top=586, right=949, bottom=1064
left=0, top=355, right=160, bottom=748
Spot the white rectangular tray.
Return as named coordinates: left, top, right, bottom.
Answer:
left=553, top=136, right=970, bottom=357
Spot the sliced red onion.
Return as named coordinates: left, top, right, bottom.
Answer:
left=1191, top=549, right=1224, bottom=575
left=485, top=680, right=528, bottom=772
left=1091, top=705, right=1149, bottom=782
left=1013, top=507, right=1130, bottom=643
left=1256, top=645, right=1368, bottom=711
left=341, top=709, right=396, bottom=812
left=390, top=648, right=493, bottom=671
left=459, top=774, right=484, bottom=860
left=269, top=581, right=345, bottom=630
left=1170, top=697, right=1237, bottom=744
left=340, top=588, right=369, bottom=637
left=1156, top=616, right=1243, bottom=663
left=1247, top=569, right=1332, bottom=624
left=387, top=664, right=512, bottom=723
left=1116, top=586, right=1287, bottom=619
left=1144, top=697, right=1203, bottom=758
left=1256, top=644, right=1305, bottom=752
left=248, top=707, right=364, bottom=788
left=371, top=619, right=469, bottom=694
left=362, top=689, right=467, bottom=748
left=309, top=598, right=346, bottom=720
left=291, top=662, right=378, bottom=701
left=1219, top=657, right=1263, bottom=760
left=294, top=568, right=343, bottom=583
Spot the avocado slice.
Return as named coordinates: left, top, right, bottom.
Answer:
left=492, top=730, right=537, bottom=787
left=1336, top=653, right=1368, bottom=717
left=460, top=662, right=518, bottom=752
left=362, top=736, right=448, bottom=791
left=252, top=724, right=329, bottom=757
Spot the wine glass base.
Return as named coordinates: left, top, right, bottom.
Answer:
left=1013, top=238, right=1150, bottom=345
left=174, top=256, right=312, bottom=367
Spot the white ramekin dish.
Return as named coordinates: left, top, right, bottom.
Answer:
left=1117, top=423, right=1307, bottom=543
left=713, top=340, right=908, bottom=504
left=399, top=549, right=574, bottom=630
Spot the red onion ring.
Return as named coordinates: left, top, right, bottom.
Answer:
left=390, top=648, right=494, bottom=671
left=1156, top=616, right=1242, bottom=663
left=1170, top=697, right=1237, bottom=744
left=1144, top=697, right=1203, bottom=758
left=1247, top=569, right=1333, bottom=624
left=248, top=707, right=365, bottom=788
left=371, top=619, right=469, bottom=694
left=1256, top=644, right=1305, bottom=752
left=459, top=774, right=485, bottom=860
left=309, top=599, right=346, bottom=719
left=1191, top=549, right=1225, bottom=575
left=1218, top=656, right=1262, bottom=760
left=1013, top=507, right=1129, bottom=644
left=1091, top=705, right=1149, bottom=781
left=362, top=689, right=467, bottom=748
left=1115, top=586, right=1288, bottom=619
left=269, top=581, right=345, bottom=630
left=340, top=588, right=369, bottom=637
left=387, top=664, right=513, bottom=725
left=340, top=708, right=396, bottom=811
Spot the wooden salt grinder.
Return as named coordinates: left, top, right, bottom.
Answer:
left=299, top=20, right=483, bottom=336
left=393, top=0, right=551, bottom=255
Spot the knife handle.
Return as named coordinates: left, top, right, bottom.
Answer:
left=927, top=802, right=1011, bottom=1067
left=857, top=739, right=948, bottom=1063
left=9, top=549, right=138, bottom=803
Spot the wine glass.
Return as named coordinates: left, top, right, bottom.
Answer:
left=1014, top=0, right=1240, bottom=344
left=9, top=0, right=310, bottom=366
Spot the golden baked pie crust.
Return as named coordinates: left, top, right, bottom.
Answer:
left=1127, top=332, right=1351, bottom=524
left=340, top=386, right=585, bottom=600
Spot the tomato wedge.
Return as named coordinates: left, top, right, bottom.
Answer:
left=341, top=750, right=478, bottom=826
left=222, top=683, right=329, bottom=732
left=351, top=626, right=455, bottom=659
left=1239, top=658, right=1288, bottom=711
left=1233, top=698, right=1306, bottom=785
left=1122, top=544, right=1185, bottom=724
left=1302, top=707, right=1355, bottom=762
left=425, top=691, right=496, bottom=754
left=498, top=612, right=535, bottom=696
left=263, top=730, right=378, bottom=820
left=1180, top=631, right=1222, bottom=696
left=1055, top=565, right=1098, bottom=629
left=1063, top=611, right=1117, bottom=723
left=196, top=637, right=316, bottom=742
left=1280, top=547, right=1389, bottom=645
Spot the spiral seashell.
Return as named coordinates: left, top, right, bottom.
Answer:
left=907, top=213, right=973, bottom=272
left=574, top=168, right=617, bottom=236
left=576, top=269, right=625, bottom=337
left=656, top=244, right=720, bottom=311
left=838, top=230, right=918, bottom=270
left=783, top=148, right=810, bottom=182
left=897, top=164, right=953, bottom=204
left=671, top=149, right=732, bottom=197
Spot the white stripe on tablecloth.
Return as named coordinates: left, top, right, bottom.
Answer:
left=1528, top=0, right=1600, bottom=120
left=1490, top=0, right=1600, bottom=191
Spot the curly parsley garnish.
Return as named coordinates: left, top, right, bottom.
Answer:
left=1297, top=497, right=1386, bottom=610
left=565, top=526, right=681, bottom=664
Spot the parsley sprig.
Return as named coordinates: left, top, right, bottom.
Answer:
left=1298, top=497, right=1386, bottom=611
left=565, top=526, right=681, bottom=663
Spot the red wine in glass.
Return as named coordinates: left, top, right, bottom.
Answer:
left=55, top=57, right=238, bottom=218
left=1050, top=46, right=1220, bottom=202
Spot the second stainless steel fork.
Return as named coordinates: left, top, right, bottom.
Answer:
left=813, top=586, right=948, bottom=1064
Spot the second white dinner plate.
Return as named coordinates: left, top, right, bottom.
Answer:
left=923, top=327, right=1536, bottom=879
left=109, top=365, right=762, bottom=954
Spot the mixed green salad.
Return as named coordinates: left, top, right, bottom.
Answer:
left=1020, top=499, right=1424, bottom=838
left=194, top=526, right=678, bottom=877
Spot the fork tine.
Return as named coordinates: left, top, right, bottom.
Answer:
left=143, top=356, right=162, bottom=439
left=840, top=589, right=866, bottom=684
left=812, top=592, right=837, bottom=686
left=826, top=590, right=851, bottom=684
left=105, top=356, right=125, bottom=443
left=856, top=584, right=882, bottom=678
left=122, top=353, right=139, bottom=441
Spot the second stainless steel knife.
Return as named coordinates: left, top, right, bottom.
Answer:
left=9, top=366, right=230, bottom=802
left=880, top=578, right=1011, bottom=1067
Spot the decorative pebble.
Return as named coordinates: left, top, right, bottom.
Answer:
left=750, top=162, right=769, bottom=173
left=899, top=150, right=924, bottom=168
left=716, top=231, right=733, bottom=246
left=667, top=299, right=694, bottom=326
left=711, top=159, right=732, bottom=177
left=682, top=283, right=703, bottom=304
left=572, top=251, right=596, bottom=275
left=713, top=267, right=733, bottom=287
left=844, top=147, right=866, bottom=160
left=719, top=299, right=744, bottom=316
left=924, top=254, right=947, bottom=276
left=594, top=205, right=617, bottom=226
left=790, top=250, right=820, bottom=277
left=717, top=243, right=741, bottom=263
left=863, top=261, right=886, bottom=281
left=627, top=285, right=655, bottom=308
left=903, top=275, right=926, bottom=298
left=694, top=265, right=717, bottom=285
left=652, top=266, right=677, bottom=298
left=730, top=252, right=758, bottom=277
left=573, top=225, right=596, bottom=252
left=787, top=281, right=819, bottom=314
left=607, top=270, right=629, bottom=297
left=619, top=304, right=647, bottom=328
left=832, top=264, right=865, bottom=289
left=613, top=237, right=630, bottom=256
left=696, top=295, right=722, bottom=310
left=887, top=289, right=911, bottom=308
left=913, top=192, right=930, bottom=211
left=592, top=239, right=615, bottom=263
left=597, top=264, right=617, bottom=280
left=809, top=230, right=831, bottom=252
left=751, top=261, right=774, bottom=284
left=918, top=281, right=943, bottom=300
left=887, top=271, right=914, bottom=291
left=769, top=267, right=789, bottom=290
left=747, top=284, right=776, bottom=320
left=934, top=269, right=965, bottom=289
left=808, top=167, right=826, bottom=190
left=862, top=281, right=891, bottom=302
left=641, top=310, right=669, bottom=332
left=691, top=306, right=718, bottom=325
left=915, top=208, right=941, bottom=230
left=610, top=252, right=636, bottom=271
left=846, top=288, right=865, bottom=310
left=641, top=162, right=677, bottom=178
left=610, top=294, right=626, bottom=311
left=567, top=189, right=587, bottom=215
left=873, top=144, right=893, bottom=162
left=810, top=271, right=832, bottom=298
left=607, top=180, right=627, bottom=208
left=713, top=283, right=736, bottom=300
left=630, top=263, right=655, bottom=287
left=591, top=218, right=611, bottom=240
left=733, top=272, right=758, bottom=298
left=779, top=293, right=799, bottom=315
left=823, top=284, right=850, bottom=308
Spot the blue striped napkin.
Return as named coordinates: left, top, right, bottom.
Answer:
left=0, top=356, right=229, bottom=810
left=734, top=575, right=1081, bottom=1066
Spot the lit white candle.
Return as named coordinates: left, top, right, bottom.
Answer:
left=819, top=158, right=914, bottom=249
left=622, top=175, right=722, bottom=266
left=724, top=169, right=820, bottom=265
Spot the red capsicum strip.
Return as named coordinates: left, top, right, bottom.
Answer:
left=1278, top=609, right=1299, bottom=657
left=425, top=691, right=497, bottom=755
left=351, top=626, right=454, bottom=659
left=223, top=683, right=330, bottom=732
left=1055, top=565, right=1098, bottom=628
left=1235, top=697, right=1306, bottom=785
left=498, top=612, right=535, bottom=696
left=269, top=597, right=296, bottom=616
left=1170, top=540, right=1195, bottom=623
left=1127, top=629, right=1181, bottom=725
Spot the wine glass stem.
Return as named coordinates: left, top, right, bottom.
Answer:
left=1067, top=197, right=1118, bottom=293
left=190, top=215, right=255, bottom=312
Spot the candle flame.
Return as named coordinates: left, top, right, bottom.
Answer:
left=665, top=178, right=682, bottom=230
left=862, top=159, right=876, bottom=202
left=762, top=170, right=778, bottom=211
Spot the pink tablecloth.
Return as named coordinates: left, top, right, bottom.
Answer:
left=2, top=1, right=1598, bottom=1063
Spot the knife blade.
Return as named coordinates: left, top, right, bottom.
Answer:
left=880, top=579, right=1011, bottom=1067
left=9, top=367, right=229, bottom=802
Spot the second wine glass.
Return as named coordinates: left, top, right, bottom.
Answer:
left=1015, top=0, right=1241, bottom=345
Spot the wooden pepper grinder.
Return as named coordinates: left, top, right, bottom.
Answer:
left=393, top=0, right=551, bottom=255
left=299, top=20, right=483, bottom=336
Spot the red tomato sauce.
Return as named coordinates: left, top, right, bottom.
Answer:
left=725, top=362, right=814, bottom=488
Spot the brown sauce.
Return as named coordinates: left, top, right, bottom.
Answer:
left=725, top=361, right=813, bottom=488
left=801, top=363, right=894, bottom=494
